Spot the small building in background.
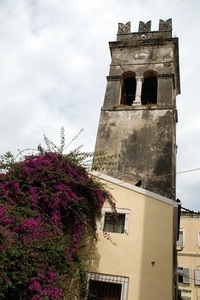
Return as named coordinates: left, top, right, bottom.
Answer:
left=177, top=212, right=200, bottom=300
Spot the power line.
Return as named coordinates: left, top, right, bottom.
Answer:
left=151, top=167, right=200, bottom=179
left=177, top=167, right=200, bottom=175
left=180, top=6, right=200, bottom=37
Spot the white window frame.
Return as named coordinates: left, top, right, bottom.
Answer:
left=194, top=269, right=200, bottom=285
left=85, top=272, right=129, bottom=300
left=197, top=230, right=200, bottom=247
left=177, top=267, right=190, bottom=284
left=99, top=207, right=130, bottom=234
left=180, top=289, right=192, bottom=300
left=177, top=230, right=185, bottom=247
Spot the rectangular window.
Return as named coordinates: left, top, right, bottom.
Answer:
left=177, top=230, right=184, bottom=247
left=99, top=207, right=130, bottom=234
left=198, top=230, right=200, bottom=247
left=180, top=289, right=192, bottom=300
left=177, top=267, right=190, bottom=284
left=85, top=272, right=129, bottom=300
left=88, top=280, right=122, bottom=300
left=194, top=269, right=200, bottom=285
left=103, top=213, right=125, bottom=234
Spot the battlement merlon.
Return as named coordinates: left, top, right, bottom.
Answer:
left=117, top=19, right=172, bottom=41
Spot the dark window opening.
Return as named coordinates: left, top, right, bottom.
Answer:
left=178, top=275, right=183, bottom=283
left=177, top=267, right=190, bottom=284
left=103, top=213, right=125, bottom=234
left=141, top=75, right=157, bottom=105
left=88, top=280, right=122, bottom=300
left=121, top=73, right=136, bottom=106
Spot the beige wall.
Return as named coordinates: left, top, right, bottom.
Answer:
left=87, top=172, right=178, bottom=300
left=177, top=214, right=200, bottom=300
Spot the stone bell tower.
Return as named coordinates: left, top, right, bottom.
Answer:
left=93, top=19, right=180, bottom=200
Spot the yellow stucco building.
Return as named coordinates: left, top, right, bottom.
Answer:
left=85, top=171, right=179, bottom=300
left=177, top=213, right=200, bottom=300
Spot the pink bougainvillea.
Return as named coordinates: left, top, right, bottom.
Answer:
left=0, top=150, right=115, bottom=299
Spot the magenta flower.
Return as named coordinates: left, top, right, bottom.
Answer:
left=0, top=151, right=116, bottom=299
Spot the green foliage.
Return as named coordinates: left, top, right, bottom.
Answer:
left=0, top=130, right=116, bottom=300
left=92, top=150, right=125, bottom=172
left=0, top=151, right=15, bottom=172
left=155, top=32, right=166, bottom=44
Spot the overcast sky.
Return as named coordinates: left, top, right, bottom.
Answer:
left=0, top=0, right=200, bottom=211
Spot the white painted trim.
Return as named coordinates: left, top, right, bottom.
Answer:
left=85, top=272, right=129, bottom=300
left=177, top=267, right=190, bottom=284
left=198, top=230, right=200, bottom=248
left=194, top=269, right=200, bottom=285
left=90, top=170, right=178, bottom=207
left=99, top=207, right=130, bottom=234
left=177, top=229, right=185, bottom=247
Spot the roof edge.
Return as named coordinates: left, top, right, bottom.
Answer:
left=90, top=170, right=178, bottom=208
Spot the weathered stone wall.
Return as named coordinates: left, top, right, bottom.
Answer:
left=157, top=75, right=174, bottom=106
left=103, top=76, right=121, bottom=107
left=108, top=41, right=178, bottom=88
left=94, top=107, right=176, bottom=199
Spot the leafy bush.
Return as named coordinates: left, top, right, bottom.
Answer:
left=0, top=144, right=115, bottom=299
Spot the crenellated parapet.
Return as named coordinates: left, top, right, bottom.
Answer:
left=159, top=19, right=172, bottom=31
left=117, top=19, right=172, bottom=41
left=118, top=22, right=131, bottom=34
left=138, top=21, right=151, bottom=32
